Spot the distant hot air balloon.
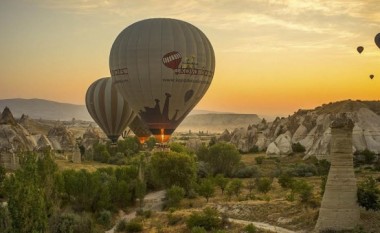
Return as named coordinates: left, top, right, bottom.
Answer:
left=370, top=74, right=374, bottom=79
left=375, top=33, right=380, bottom=49
left=357, top=46, right=364, bottom=54
left=128, top=116, right=152, bottom=143
left=85, top=77, right=136, bottom=143
left=110, top=18, right=215, bottom=143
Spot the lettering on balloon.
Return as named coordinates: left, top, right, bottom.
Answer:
left=111, top=67, right=129, bottom=76
left=162, top=51, right=213, bottom=78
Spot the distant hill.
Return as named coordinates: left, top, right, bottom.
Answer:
left=177, top=113, right=261, bottom=133
left=0, top=99, right=252, bottom=129
left=0, top=98, right=91, bottom=121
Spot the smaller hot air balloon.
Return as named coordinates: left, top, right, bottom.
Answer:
left=128, top=116, right=152, bottom=143
left=370, top=74, right=374, bottom=79
left=357, top=46, right=364, bottom=54
left=85, top=77, right=136, bottom=143
left=375, top=33, right=380, bottom=49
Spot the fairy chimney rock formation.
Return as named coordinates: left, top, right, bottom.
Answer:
left=315, top=115, right=359, bottom=231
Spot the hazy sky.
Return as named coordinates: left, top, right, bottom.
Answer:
left=1, top=0, right=380, bottom=117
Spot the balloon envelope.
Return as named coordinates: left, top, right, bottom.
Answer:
left=85, top=77, right=136, bottom=143
left=357, top=46, right=364, bottom=54
left=110, top=18, right=215, bottom=142
left=375, top=33, right=380, bottom=49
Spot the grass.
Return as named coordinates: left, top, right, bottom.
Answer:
left=55, top=157, right=118, bottom=172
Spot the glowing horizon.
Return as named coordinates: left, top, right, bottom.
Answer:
left=1, top=0, right=379, bottom=117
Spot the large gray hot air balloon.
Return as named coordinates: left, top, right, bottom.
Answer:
left=85, top=77, right=136, bottom=143
left=110, top=18, right=215, bottom=142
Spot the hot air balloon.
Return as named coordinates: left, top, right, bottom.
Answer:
left=370, top=74, right=374, bottom=79
left=375, top=33, right=380, bottom=49
left=110, top=18, right=215, bottom=143
left=129, top=116, right=152, bottom=143
left=357, top=46, right=364, bottom=54
left=85, top=77, right=136, bottom=143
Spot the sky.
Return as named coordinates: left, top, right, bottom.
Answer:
left=1, top=0, right=380, bottom=118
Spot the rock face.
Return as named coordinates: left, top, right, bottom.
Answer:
left=0, top=107, right=17, bottom=125
left=47, top=125, right=76, bottom=151
left=218, top=100, right=380, bottom=157
left=315, top=115, right=359, bottom=231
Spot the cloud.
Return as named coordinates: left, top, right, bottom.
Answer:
left=29, top=0, right=380, bottom=53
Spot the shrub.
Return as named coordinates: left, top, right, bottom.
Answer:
left=125, top=220, right=143, bottom=232
left=186, top=208, right=221, bottom=231
left=214, top=174, right=229, bottom=194
left=357, top=176, right=380, bottom=210
left=249, top=145, right=259, bottom=154
left=96, top=210, right=112, bottom=227
left=166, top=185, right=185, bottom=208
left=291, top=180, right=315, bottom=205
left=197, top=178, right=215, bottom=202
left=226, top=179, right=243, bottom=198
left=292, top=142, right=306, bottom=153
left=243, top=223, right=257, bottom=233
left=315, top=159, right=331, bottom=176
left=278, top=173, right=294, bottom=189
left=288, top=163, right=317, bottom=177
left=233, top=165, right=260, bottom=178
left=255, top=156, right=265, bottom=165
left=167, top=213, right=182, bottom=225
left=256, top=177, right=273, bottom=194
left=191, top=226, right=207, bottom=233
left=116, top=219, right=128, bottom=232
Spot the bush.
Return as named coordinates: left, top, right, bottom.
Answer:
left=278, top=173, right=294, bottom=189
left=96, top=210, right=112, bottom=227
left=226, top=179, right=243, bottom=198
left=288, top=163, right=317, bottom=177
left=291, top=180, right=315, bottom=205
left=214, top=174, right=229, bottom=194
left=249, top=145, right=259, bottom=154
left=116, top=219, right=128, bottom=232
left=357, top=176, right=380, bottom=211
left=191, top=226, right=207, bottom=233
left=167, top=213, right=182, bottom=225
left=256, top=177, right=273, bottom=194
left=233, top=165, right=260, bottom=178
left=125, top=220, right=143, bottom=232
left=292, top=142, right=306, bottom=153
left=197, top=178, right=215, bottom=202
left=243, top=223, right=257, bottom=233
left=166, top=185, right=185, bottom=208
left=186, top=208, right=221, bottom=231
left=315, top=159, right=331, bottom=176
left=255, top=156, right=265, bottom=165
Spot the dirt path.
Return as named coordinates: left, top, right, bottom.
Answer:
left=228, top=218, right=298, bottom=233
left=106, top=190, right=300, bottom=233
left=105, top=190, right=166, bottom=233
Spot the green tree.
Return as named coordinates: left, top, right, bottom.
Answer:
left=278, top=173, right=294, bottom=189
left=0, top=205, right=12, bottom=233
left=150, top=151, right=196, bottom=192
left=197, top=178, right=215, bottom=202
left=166, top=185, right=185, bottom=208
left=206, top=142, right=241, bottom=176
left=256, top=177, right=272, bottom=194
left=357, top=176, right=380, bottom=211
left=117, top=136, right=140, bottom=156
left=226, top=179, right=243, bottom=198
left=186, top=207, right=221, bottom=231
left=214, top=174, right=229, bottom=194
left=5, top=153, right=48, bottom=233
left=291, top=180, right=314, bottom=204
left=170, top=142, right=189, bottom=154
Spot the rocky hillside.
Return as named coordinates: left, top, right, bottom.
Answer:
left=0, top=98, right=91, bottom=121
left=177, top=114, right=261, bottom=133
left=0, top=107, right=101, bottom=163
left=219, top=100, right=380, bottom=158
